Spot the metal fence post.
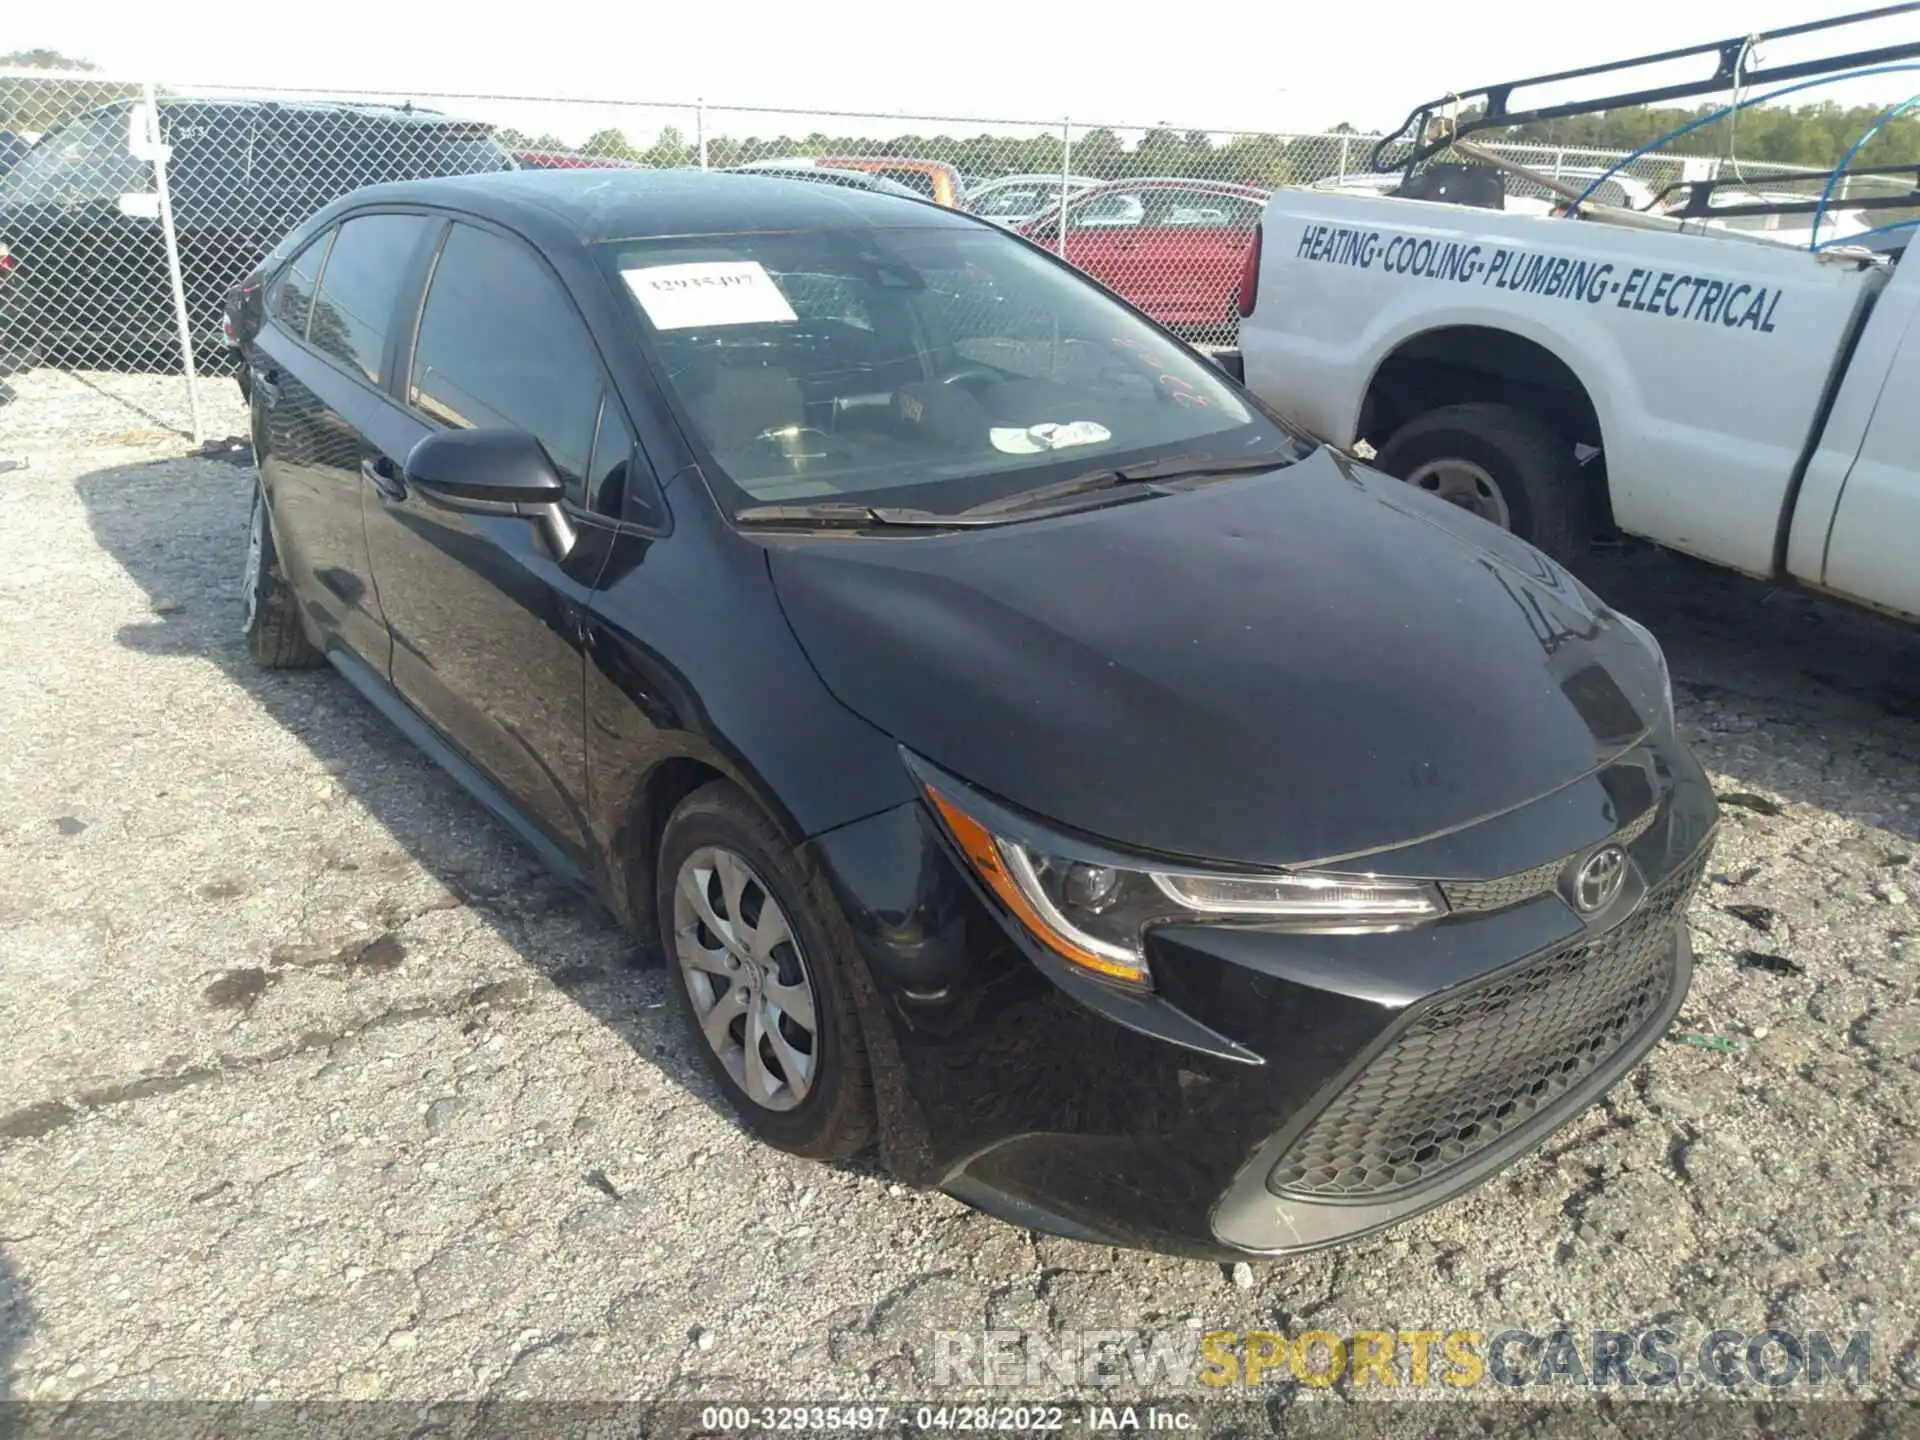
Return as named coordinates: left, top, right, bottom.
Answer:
left=145, top=82, right=204, bottom=447
left=1337, top=134, right=1349, bottom=180
left=697, top=99, right=708, bottom=170
left=1058, top=117, right=1071, bottom=257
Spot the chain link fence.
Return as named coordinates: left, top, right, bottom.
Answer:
left=0, top=68, right=1872, bottom=437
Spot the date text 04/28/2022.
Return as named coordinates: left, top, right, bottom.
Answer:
left=698, top=1404, right=1199, bottom=1432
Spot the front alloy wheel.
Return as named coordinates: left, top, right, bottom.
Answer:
left=654, top=780, right=874, bottom=1159
left=673, top=845, right=820, bottom=1111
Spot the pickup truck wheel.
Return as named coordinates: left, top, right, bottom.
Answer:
left=1375, top=402, right=1591, bottom=563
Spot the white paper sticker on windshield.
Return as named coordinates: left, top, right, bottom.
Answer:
left=989, top=421, right=1113, bottom=455
left=622, top=261, right=798, bottom=330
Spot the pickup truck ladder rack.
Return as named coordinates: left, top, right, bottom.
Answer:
left=1652, top=162, right=1920, bottom=221
left=1370, top=3, right=1920, bottom=173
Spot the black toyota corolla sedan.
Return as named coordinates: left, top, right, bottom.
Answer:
left=229, top=170, right=1717, bottom=1258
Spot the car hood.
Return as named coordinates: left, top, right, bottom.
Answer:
left=766, top=449, right=1665, bottom=868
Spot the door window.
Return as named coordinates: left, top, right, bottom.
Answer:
left=1145, top=190, right=1262, bottom=229
left=1068, top=191, right=1145, bottom=229
left=267, top=229, right=332, bottom=339
left=586, top=397, right=639, bottom=520
left=407, top=223, right=604, bottom=500
left=164, top=105, right=259, bottom=224
left=307, top=213, right=430, bottom=383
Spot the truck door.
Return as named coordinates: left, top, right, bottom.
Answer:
left=1818, top=292, right=1920, bottom=624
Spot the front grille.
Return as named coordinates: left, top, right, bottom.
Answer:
left=1440, top=854, right=1565, bottom=915
left=1441, top=806, right=1662, bottom=915
left=1269, top=849, right=1708, bottom=1200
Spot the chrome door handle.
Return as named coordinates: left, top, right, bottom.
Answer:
left=360, top=455, right=406, bottom=501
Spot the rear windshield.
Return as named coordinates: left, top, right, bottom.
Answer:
left=603, top=225, right=1294, bottom=516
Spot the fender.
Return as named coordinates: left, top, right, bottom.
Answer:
left=1243, top=191, right=1878, bottom=578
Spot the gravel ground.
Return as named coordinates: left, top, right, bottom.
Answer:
left=0, top=371, right=1916, bottom=1418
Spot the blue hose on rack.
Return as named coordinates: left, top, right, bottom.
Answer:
left=1811, top=92, right=1920, bottom=248
left=1563, top=62, right=1920, bottom=217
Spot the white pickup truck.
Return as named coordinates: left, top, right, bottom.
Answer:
left=1237, top=186, right=1920, bottom=623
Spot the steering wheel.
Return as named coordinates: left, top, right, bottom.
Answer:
left=938, top=362, right=1003, bottom=392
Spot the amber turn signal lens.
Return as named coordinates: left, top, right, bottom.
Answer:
left=925, top=786, right=1149, bottom=986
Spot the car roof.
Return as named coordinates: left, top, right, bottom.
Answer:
left=730, top=165, right=927, bottom=199
left=817, top=155, right=962, bottom=176
left=971, top=173, right=1100, bottom=188
left=326, top=168, right=978, bottom=244
left=1070, top=176, right=1270, bottom=198
left=76, top=96, right=490, bottom=130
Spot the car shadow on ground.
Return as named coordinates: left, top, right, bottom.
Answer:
left=71, top=454, right=890, bottom=1175
left=0, top=1251, right=28, bottom=1399
left=1580, top=544, right=1920, bottom=847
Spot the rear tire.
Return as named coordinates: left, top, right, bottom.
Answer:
left=1375, top=402, right=1592, bottom=565
left=656, top=780, right=875, bottom=1160
left=242, top=483, right=324, bottom=668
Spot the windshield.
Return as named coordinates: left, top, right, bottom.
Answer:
left=0, top=108, right=149, bottom=204
left=603, top=225, right=1296, bottom=517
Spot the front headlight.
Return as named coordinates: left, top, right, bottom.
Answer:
left=1614, top=610, right=1673, bottom=719
left=921, top=778, right=1446, bottom=990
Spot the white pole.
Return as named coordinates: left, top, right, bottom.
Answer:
left=697, top=99, right=708, bottom=170
left=146, top=82, right=203, bottom=447
left=1058, top=117, right=1071, bottom=258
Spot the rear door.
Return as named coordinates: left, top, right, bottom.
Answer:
left=250, top=209, right=434, bottom=666
left=1056, top=187, right=1149, bottom=303
left=361, top=218, right=620, bottom=863
left=1136, top=187, right=1263, bottom=337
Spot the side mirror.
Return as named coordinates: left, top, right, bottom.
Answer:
left=405, top=428, right=567, bottom=506
left=404, top=428, right=574, bottom=556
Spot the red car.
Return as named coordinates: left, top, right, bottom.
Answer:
left=1020, top=178, right=1267, bottom=342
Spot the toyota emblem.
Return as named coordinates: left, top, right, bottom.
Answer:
left=1572, top=845, right=1628, bottom=914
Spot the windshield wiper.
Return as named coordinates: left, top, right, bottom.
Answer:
left=738, top=449, right=1301, bottom=529
left=957, top=470, right=1128, bottom=517
left=734, top=501, right=1044, bottom=529
left=958, top=449, right=1297, bottom=519
left=1111, top=449, right=1299, bottom=482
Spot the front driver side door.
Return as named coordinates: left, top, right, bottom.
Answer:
left=361, top=219, right=623, bottom=865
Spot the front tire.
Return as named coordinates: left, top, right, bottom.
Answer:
left=241, top=483, right=324, bottom=668
left=1374, top=402, right=1591, bottom=565
left=656, top=781, right=875, bottom=1159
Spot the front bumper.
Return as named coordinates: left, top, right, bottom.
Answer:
left=808, top=729, right=1718, bottom=1259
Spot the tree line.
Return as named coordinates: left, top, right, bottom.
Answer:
left=493, top=122, right=1380, bottom=189
left=494, top=99, right=1919, bottom=187
left=6, top=49, right=1914, bottom=189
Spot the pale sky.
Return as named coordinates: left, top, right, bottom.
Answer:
left=13, top=0, right=1918, bottom=142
